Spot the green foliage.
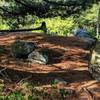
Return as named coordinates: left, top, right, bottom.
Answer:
left=34, top=3, right=99, bottom=36
left=6, top=91, right=24, bottom=100
left=0, top=2, right=99, bottom=38
left=5, top=15, right=37, bottom=29
left=0, top=17, right=9, bottom=29
left=79, top=4, right=98, bottom=24
left=78, top=4, right=99, bottom=37
left=34, top=16, right=76, bottom=36
left=59, top=89, right=68, bottom=100
left=1, top=80, right=69, bottom=100
left=0, top=24, right=9, bottom=30
left=0, top=0, right=96, bottom=18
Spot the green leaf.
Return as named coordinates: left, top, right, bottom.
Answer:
left=28, top=96, right=33, bottom=100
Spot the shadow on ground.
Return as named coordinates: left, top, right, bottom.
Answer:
left=0, top=67, right=92, bottom=86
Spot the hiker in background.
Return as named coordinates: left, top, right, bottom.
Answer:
left=74, top=25, right=97, bottom=47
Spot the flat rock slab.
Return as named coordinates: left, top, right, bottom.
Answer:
left=0, top=32, right=90, bottom=73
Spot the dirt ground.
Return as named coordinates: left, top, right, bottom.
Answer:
left=0, top=32, right=100, bottom=100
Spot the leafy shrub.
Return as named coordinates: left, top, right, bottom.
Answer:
left=34, top=16, right=77, bottom=36
left=32, top=4, right=99, bottom=37
left=6, top=91, right=24, bottom=100
left=78, top=4, right=99, bottom=37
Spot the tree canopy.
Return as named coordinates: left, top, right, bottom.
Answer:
left=0, top=0, right=99, bottom=18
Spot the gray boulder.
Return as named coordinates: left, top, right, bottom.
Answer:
left=11, top=40, right=36, bottom=59
left=28, top=51, right=48, bottom=64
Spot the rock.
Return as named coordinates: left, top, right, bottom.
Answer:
left=88, top=41, right=100, bottom=81
left=54, top=78, right=68, bottom=89
left=54, top=78, right=67, bottom=84
left=11, top=40, right=36, bottom=59
left=74, top=27, right=97, bottom=48
left=28, top=51, right=48, bottom=64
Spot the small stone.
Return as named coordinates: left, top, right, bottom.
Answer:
left=54, top=78, right=68, bottom=89
left=28, top=51, right=48, bottom=64
left=54, top=78, right=67, bottom=84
